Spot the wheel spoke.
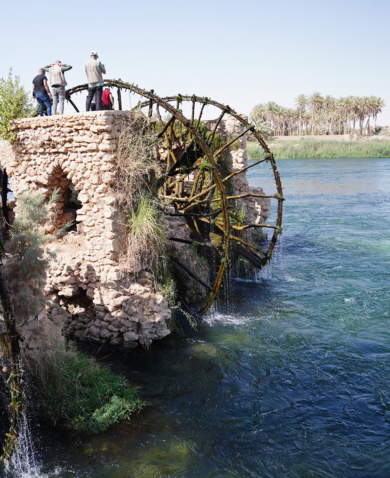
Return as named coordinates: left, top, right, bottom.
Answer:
left=64, top=81, right=283, bottom=316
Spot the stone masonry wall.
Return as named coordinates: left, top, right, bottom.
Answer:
left=0, top=112, right=171, bottom=348
left=0, top=112, right=271, bottom=348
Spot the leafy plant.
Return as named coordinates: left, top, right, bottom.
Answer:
left=4, top=189, right=71, bottom=320
left=229, top=207, right=246, bottom=226
left=0, top=68, right=35, bottom=143
left=31, top=325, right=143, bottom=431
left=226, top=134, right=241, bottom=151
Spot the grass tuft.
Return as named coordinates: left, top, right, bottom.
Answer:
left=112, top=113, right=168, bottom=272
left=113, top=112, right=162, bottom=211
left=127, top=193, right=167, bottom=271
left=31, top=326, right=143, bottom=431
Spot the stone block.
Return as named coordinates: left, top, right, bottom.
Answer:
left=110, top=336, right=123, bottom=345
left=103, top=206, right=115, bottom=218
left=124, top=331, right=139, bottom=342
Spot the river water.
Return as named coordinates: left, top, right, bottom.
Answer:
left=7, top=158, right=390, bottom=477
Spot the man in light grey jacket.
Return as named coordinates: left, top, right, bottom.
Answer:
left=43, top=61, right=72, bottom=115
left=85, top=51, right=106, bottom=111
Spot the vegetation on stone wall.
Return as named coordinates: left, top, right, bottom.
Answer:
left=114, top=113, right=168, bottom=272
left=128, top=193, right=167, bottom=272
left=2, top=190, right=143, bottom=433
left=247, top=139, right=390, bottom=159
left=0, top=68, right=35, bottom=143
left=4, top=189, right=63, bottom=319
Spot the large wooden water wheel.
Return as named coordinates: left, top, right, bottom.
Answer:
left=65, top=81, right=284, bottom=315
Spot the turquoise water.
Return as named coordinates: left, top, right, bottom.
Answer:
left=8, top=158, right=390, bottom=477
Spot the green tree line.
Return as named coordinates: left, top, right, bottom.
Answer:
left=250, top=94, right=386, bottom=138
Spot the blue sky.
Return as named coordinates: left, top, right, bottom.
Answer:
left=1, top=0, right=389, bottom=123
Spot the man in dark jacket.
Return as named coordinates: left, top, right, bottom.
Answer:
left=32, top=69, right=52, bottom=116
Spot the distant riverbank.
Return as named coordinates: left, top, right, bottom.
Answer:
left=247, top=139, right=390, bottom=159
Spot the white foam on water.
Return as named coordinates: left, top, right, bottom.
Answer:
left=4, top=412, right=36, bottom=478
left=344, top=297, right=355, bottom=303
left=5, top=461, right=64, bottom=478
left=285, top=275, right=298, bottom=282
left=235, top=263, right=273, bottom=283
left=204, top=309, right=254, bottom=327
left=3, top=412, right=64, bottom=478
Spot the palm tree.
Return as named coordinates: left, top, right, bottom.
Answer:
left=356, top=97, right=369, bottom=135
left=303, top=111, right=310, bottom=135
left=250, top=94, right=385, bottom=137
left=309, top=92, right=324, bottom=134
left=250, top=103, right=267, bottom=123
left=339, top=97, right=347, bottom=134
left=342, top=96, right=353, bottom=134
left=327, top=97, right=337, bottom=134
left=323, top=95, right=334, bottom=133
left=294, top=94, right=308, bottom=136
left=350, top=97, right=360, bottom=133
left=372, top=96, right=385, bottom=132
left=264, top=102, right=279, bottom=135
left=252, top=117, right=273, bottom=138
left=349, top=112, right=357, bottom=134
left=366, top=96, right=379, bottom=135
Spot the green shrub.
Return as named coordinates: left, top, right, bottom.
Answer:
left=0, top=68, right=35, bottom=142
left=32, top=326, right=143, bottom=431
left=4, top=189, right=71, bottom=320
left=226, top=134, right=241, bottom=151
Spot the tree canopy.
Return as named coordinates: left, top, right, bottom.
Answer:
left=250, top=95, right=386, bottom=137
left=0, top=68, right=35, bottom=142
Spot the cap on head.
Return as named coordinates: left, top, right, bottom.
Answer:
left=56, top=60, right=61, bottom=64
left=90, top=50, right=99, bottom=57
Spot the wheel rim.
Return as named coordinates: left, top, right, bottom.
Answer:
left=65, top=81, right=231, bottom=315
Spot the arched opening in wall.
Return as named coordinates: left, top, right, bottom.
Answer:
left=64, top=185, right=82, bottom=233
left=44, top=165, right=83, bottom=236
left=48, top=288, right=96, bottom=338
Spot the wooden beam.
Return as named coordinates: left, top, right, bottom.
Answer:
left=170, top=255, right=212, bottom=291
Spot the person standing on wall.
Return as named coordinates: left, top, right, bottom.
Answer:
left=32, top=68, right=52, bottom=116
left=101, top=88, right=114, bottom=110
left=43, top=61, right=72, bottom=115
left=85, top=51, right=106, bottom=111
